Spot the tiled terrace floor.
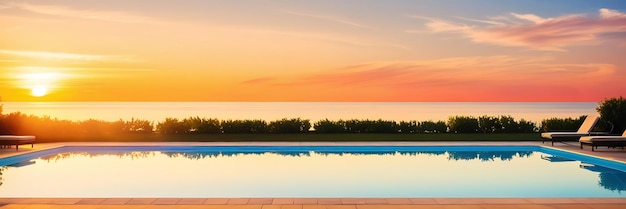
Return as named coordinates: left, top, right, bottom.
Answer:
left=1, top=141, right=625, bottom=208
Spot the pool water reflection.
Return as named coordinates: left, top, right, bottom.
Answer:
left=0, top=146, right=624, bottom=198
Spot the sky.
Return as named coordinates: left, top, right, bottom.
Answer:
left=1, top=0, right=625, bottom=102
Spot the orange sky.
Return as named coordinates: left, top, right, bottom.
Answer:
left=1, top=0, right=625, bottom=102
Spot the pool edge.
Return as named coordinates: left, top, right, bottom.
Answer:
left=1, top=197, right=626, bottom=205
left=2, top=142, right=626, bottom=204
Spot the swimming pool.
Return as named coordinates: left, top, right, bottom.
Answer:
left=1, top=145, right=625, bottom=198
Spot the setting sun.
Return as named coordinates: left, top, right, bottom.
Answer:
left=31, top=85, right=48, bottom=97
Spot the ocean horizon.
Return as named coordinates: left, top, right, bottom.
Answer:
left=1, top=102, right=598, bottom=124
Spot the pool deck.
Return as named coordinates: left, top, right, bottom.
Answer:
left=1, top=141, right=625, bottom=209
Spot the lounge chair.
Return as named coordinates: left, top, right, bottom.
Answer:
left=0, top=135, right=36, bottom=150
left=579, top=130, right=626, bottom=151
left=541, top=115, right=604, bottom=146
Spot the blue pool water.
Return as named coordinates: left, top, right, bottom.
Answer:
left=0, top=146, right=625, bottom=198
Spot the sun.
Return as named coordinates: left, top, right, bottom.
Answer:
left=31, top=85, right=48, bottom=97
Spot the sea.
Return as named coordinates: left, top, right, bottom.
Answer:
left=0, top=102, right=598, bottom=124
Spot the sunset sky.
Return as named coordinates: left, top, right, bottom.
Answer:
left=1, top=0, right=625, bottom=102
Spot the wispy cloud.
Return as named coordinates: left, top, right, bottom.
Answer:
left=255, top=29, right=408, bottom=50
left=2, top=65, right=156, bottom=92
left=1, top=50, right=108, bottom=61
left=242, top=56, right=619, bottom=101
left=241, top=77, right=274, bottom=85
left=453, top=16, right=506, bottom=26
left=0, top=50, right=149, bottom=91
left=297, top=56, right=614, bottom=86
left=2, top=66, right=85, bottom=90
left=413, top=8, right=626, bottom=51
left=6, top=65, right=154, bottom=73
left=283, top=10, right=371, bottom=29
left=0, top=50, right=138, bottom=63
left=1, top=2, right=157, bottom=24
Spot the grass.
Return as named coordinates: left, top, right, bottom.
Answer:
left=35, top=133, right=543, bottom=143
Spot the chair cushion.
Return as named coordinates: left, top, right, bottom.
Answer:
left=580, top=136, right=626, bottom=142
left=0, top=135, right=36, bottom=140
left=541, top=132, right=589, bottom=139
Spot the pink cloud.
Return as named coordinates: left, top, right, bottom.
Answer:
left=242, top=56, right=622, bottom=101
left=420, top=8, right=626, bottom=51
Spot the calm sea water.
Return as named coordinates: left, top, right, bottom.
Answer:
left=1, top=102, right=597, bottom=123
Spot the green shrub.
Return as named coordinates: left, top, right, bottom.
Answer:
left=313, top=119, right=346, bottom=133
left=111, top=119, right=126, bottom=134
left=398, top=120, right=418, bottom=133
left=0, top=112, right=84, bottom=137
left=479, top=116, right=501, bottom=133
left=221, top=119, right=269, bottom=134
left=499, top=115, right=519, bottom=133
left=477, top=115, right=537, bottom=133
left=370, top=119, right=398, bottom=133
left=596, top=96, right=626, bottom=134
left=156, top=117, right=190, bottom=134
left=344, top=119, right=362, bottom=133
left=540, top=116, right=585, bottom=132
left=314, top=119, right=398, bottom=133
left=80, top=119, right=110, bottom=134
left=269, top=118, right=311, bottom=133
left=125, top=118, right=153, bottom=133
left=417, top=120, right=447, bottom=133
left=0, top=112, right=25, bottom=135
left=448, top=116, right=479, bottom=133
left=183, top=117, right=220, bottom=134
left=221, top=120, right=244, bottom=134
left=343, top=119, right=398, bottom=133
left=517, top=119, right=538, bottom=133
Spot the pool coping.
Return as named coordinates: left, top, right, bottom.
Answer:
left=1, top=197, right=626, bottom=205
left=1, top=141, right=625, bottom=205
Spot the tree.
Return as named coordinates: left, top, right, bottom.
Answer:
left=499, top=115, right=519, bottom=133
left=596, top=96, right=626, bottom=134
left=447, top=116, right=479, bottom=133
left=221, top=119, right=269, bottom=134
left=540, top=116, right=585, bottom=132
left=269, top=118, right=311, bottom=133
left=157, top=117, right=190, bottom=134
left=314, top=119, right=346, bottom=133
left=517, top=119, right=538, bottom=133
left=183, top=117, right=220, bottom=134
left=478, top=116, right=500, bottom=133
left=398, top=120, right=418, bottom=133
left=126, top=118, right=153, bottom=133
left=417, top=120, right=447, bottom=133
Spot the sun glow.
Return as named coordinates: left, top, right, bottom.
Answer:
left=31, top=85, right=48, bottom=97
left=12, top=67, right=70, bottom=98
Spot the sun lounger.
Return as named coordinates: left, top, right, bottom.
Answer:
left=0, top=135, right=36, bottom=150
left=541, top=115, right=605, bottom=146
left=579, top=130, right=626, bottom=151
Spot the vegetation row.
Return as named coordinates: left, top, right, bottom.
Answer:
left=0, top=112, right=589, bottom=135
left=0, top=96, right=624, bottom=137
